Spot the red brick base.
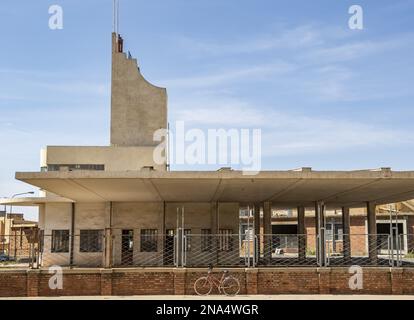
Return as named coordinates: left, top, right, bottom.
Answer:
left=1, top=267, right=414, bottom=297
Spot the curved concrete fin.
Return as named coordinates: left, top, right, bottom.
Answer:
left=110, top=33, right=167, bottom=147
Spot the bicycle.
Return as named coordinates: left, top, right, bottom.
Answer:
left=194, top=264, right=240, bottom=296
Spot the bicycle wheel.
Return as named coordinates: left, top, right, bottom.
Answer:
left=222, top=276, right=240, bottom=296
left=194, top=277, right=213, bottom=296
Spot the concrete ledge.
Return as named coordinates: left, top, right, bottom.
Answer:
left=110, top=267, right=177, bottom=273
left=258, top=267, right=319, bottom=273
left=0, top=268, right=28, bottom=274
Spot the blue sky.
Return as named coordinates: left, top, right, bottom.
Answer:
left=1, top=0, right=414, bottom=219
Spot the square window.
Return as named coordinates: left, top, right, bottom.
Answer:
left=51, top=230, right=69, bottom=253
left=140, top=229, right=158, bottom=252
left=79, top=230, right=103, bottom=252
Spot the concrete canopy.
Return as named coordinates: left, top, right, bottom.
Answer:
left=0, top=196, right=73, bottom=207
left=13, top=169, right=414, bottom=208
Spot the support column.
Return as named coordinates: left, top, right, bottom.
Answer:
left=100, top=269, right=113, bottom=296
left=315, top=202, right=326, bottom=266
left=70, top=202, right=75, bottom=267
left=104, top=228, right=112, bottom=268
left=26, top=269, right=40, bottom=297
left=297, top=206, right=306, bottom=260
left=263, top=202, right=272, bottom=263
left=173, top=269, right=186, bottom=295
left=176, top=206, right=184, bottom=267
left=13, top=229, right=17, bottom=260
left=210, top=202, right=219, bottom=265
left=246, top=269, right=258, bottom=294
left=104, top=202, right=113, bottom=268
left=161, top=201, right=166, bottom=235
left=342, top=207, right=351, bottom=262
left=254, top=203, right=261, bottom=261
left=367, top=202, right=377, bottom=264
left=160, top=201, right=166, bottom=262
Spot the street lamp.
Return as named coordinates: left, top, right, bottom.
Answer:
left=11, top=191, right=35, bottom=198
left=8, top=191, right=34, bottom=259
left=9, top=191, right=35, bottom=215
left=1, top=197, right=8, bottom=253
left=0, top=192, right=34, bottom=234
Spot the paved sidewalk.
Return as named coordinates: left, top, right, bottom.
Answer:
left=2, top=295, right=414, bottom=300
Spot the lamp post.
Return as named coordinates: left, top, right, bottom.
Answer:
left=9, top=192, right=34, bottom=260
left=9, top=191, right=35, bottom=215
left=1, top=197, right=8, bottom=254
left=1, top=197, right=7, bottom=227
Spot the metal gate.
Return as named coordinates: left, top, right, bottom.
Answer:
left=180, top=205, right=255, bottom=268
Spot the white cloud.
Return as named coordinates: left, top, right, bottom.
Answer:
left=162, top=62, right=295, bottom=88
left=302, top=35, right=413, bottom=64
left=163, top=26, right=414, bottom=103
left=33, top=81, right=109, bottom=96
left=175, top=25, right=343, bottom=56
left=170, top=97, right=414, bottom=157
left=262, top=114, right=407, bottom=156
left=176, top=22, right=413, bottom=64
left=0, top=68, right=110, bottom=98
left=172, top=98, right=265, bottom=126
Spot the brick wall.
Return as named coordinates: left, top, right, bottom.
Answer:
left=349, top=216, right=367, bottom=255
left=112, top=270, right=175, bottom=295
left=1, top=267, right=414, bottom=297
left=257, top=268, right=320, bottom=294
left=38, top=273, right=101, bottom=296
left=304, top=216, right=368, bottom=255
left=305, top=217, right=316, bottom=254
left=0, top=270, right=27, bottom=297
left=329, top=267, right=392, bottom=294
left=8, top=228, right=34, bottom=260
left=407, top=216, right=414, bottom=235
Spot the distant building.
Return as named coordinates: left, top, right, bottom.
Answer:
left=0, top=211, right=38, bottom=260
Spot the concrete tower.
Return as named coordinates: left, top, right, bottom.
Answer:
left=110, top=33, right=167, bottom=147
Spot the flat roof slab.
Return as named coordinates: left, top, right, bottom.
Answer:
left=14, top=170, right=414, bottom=207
